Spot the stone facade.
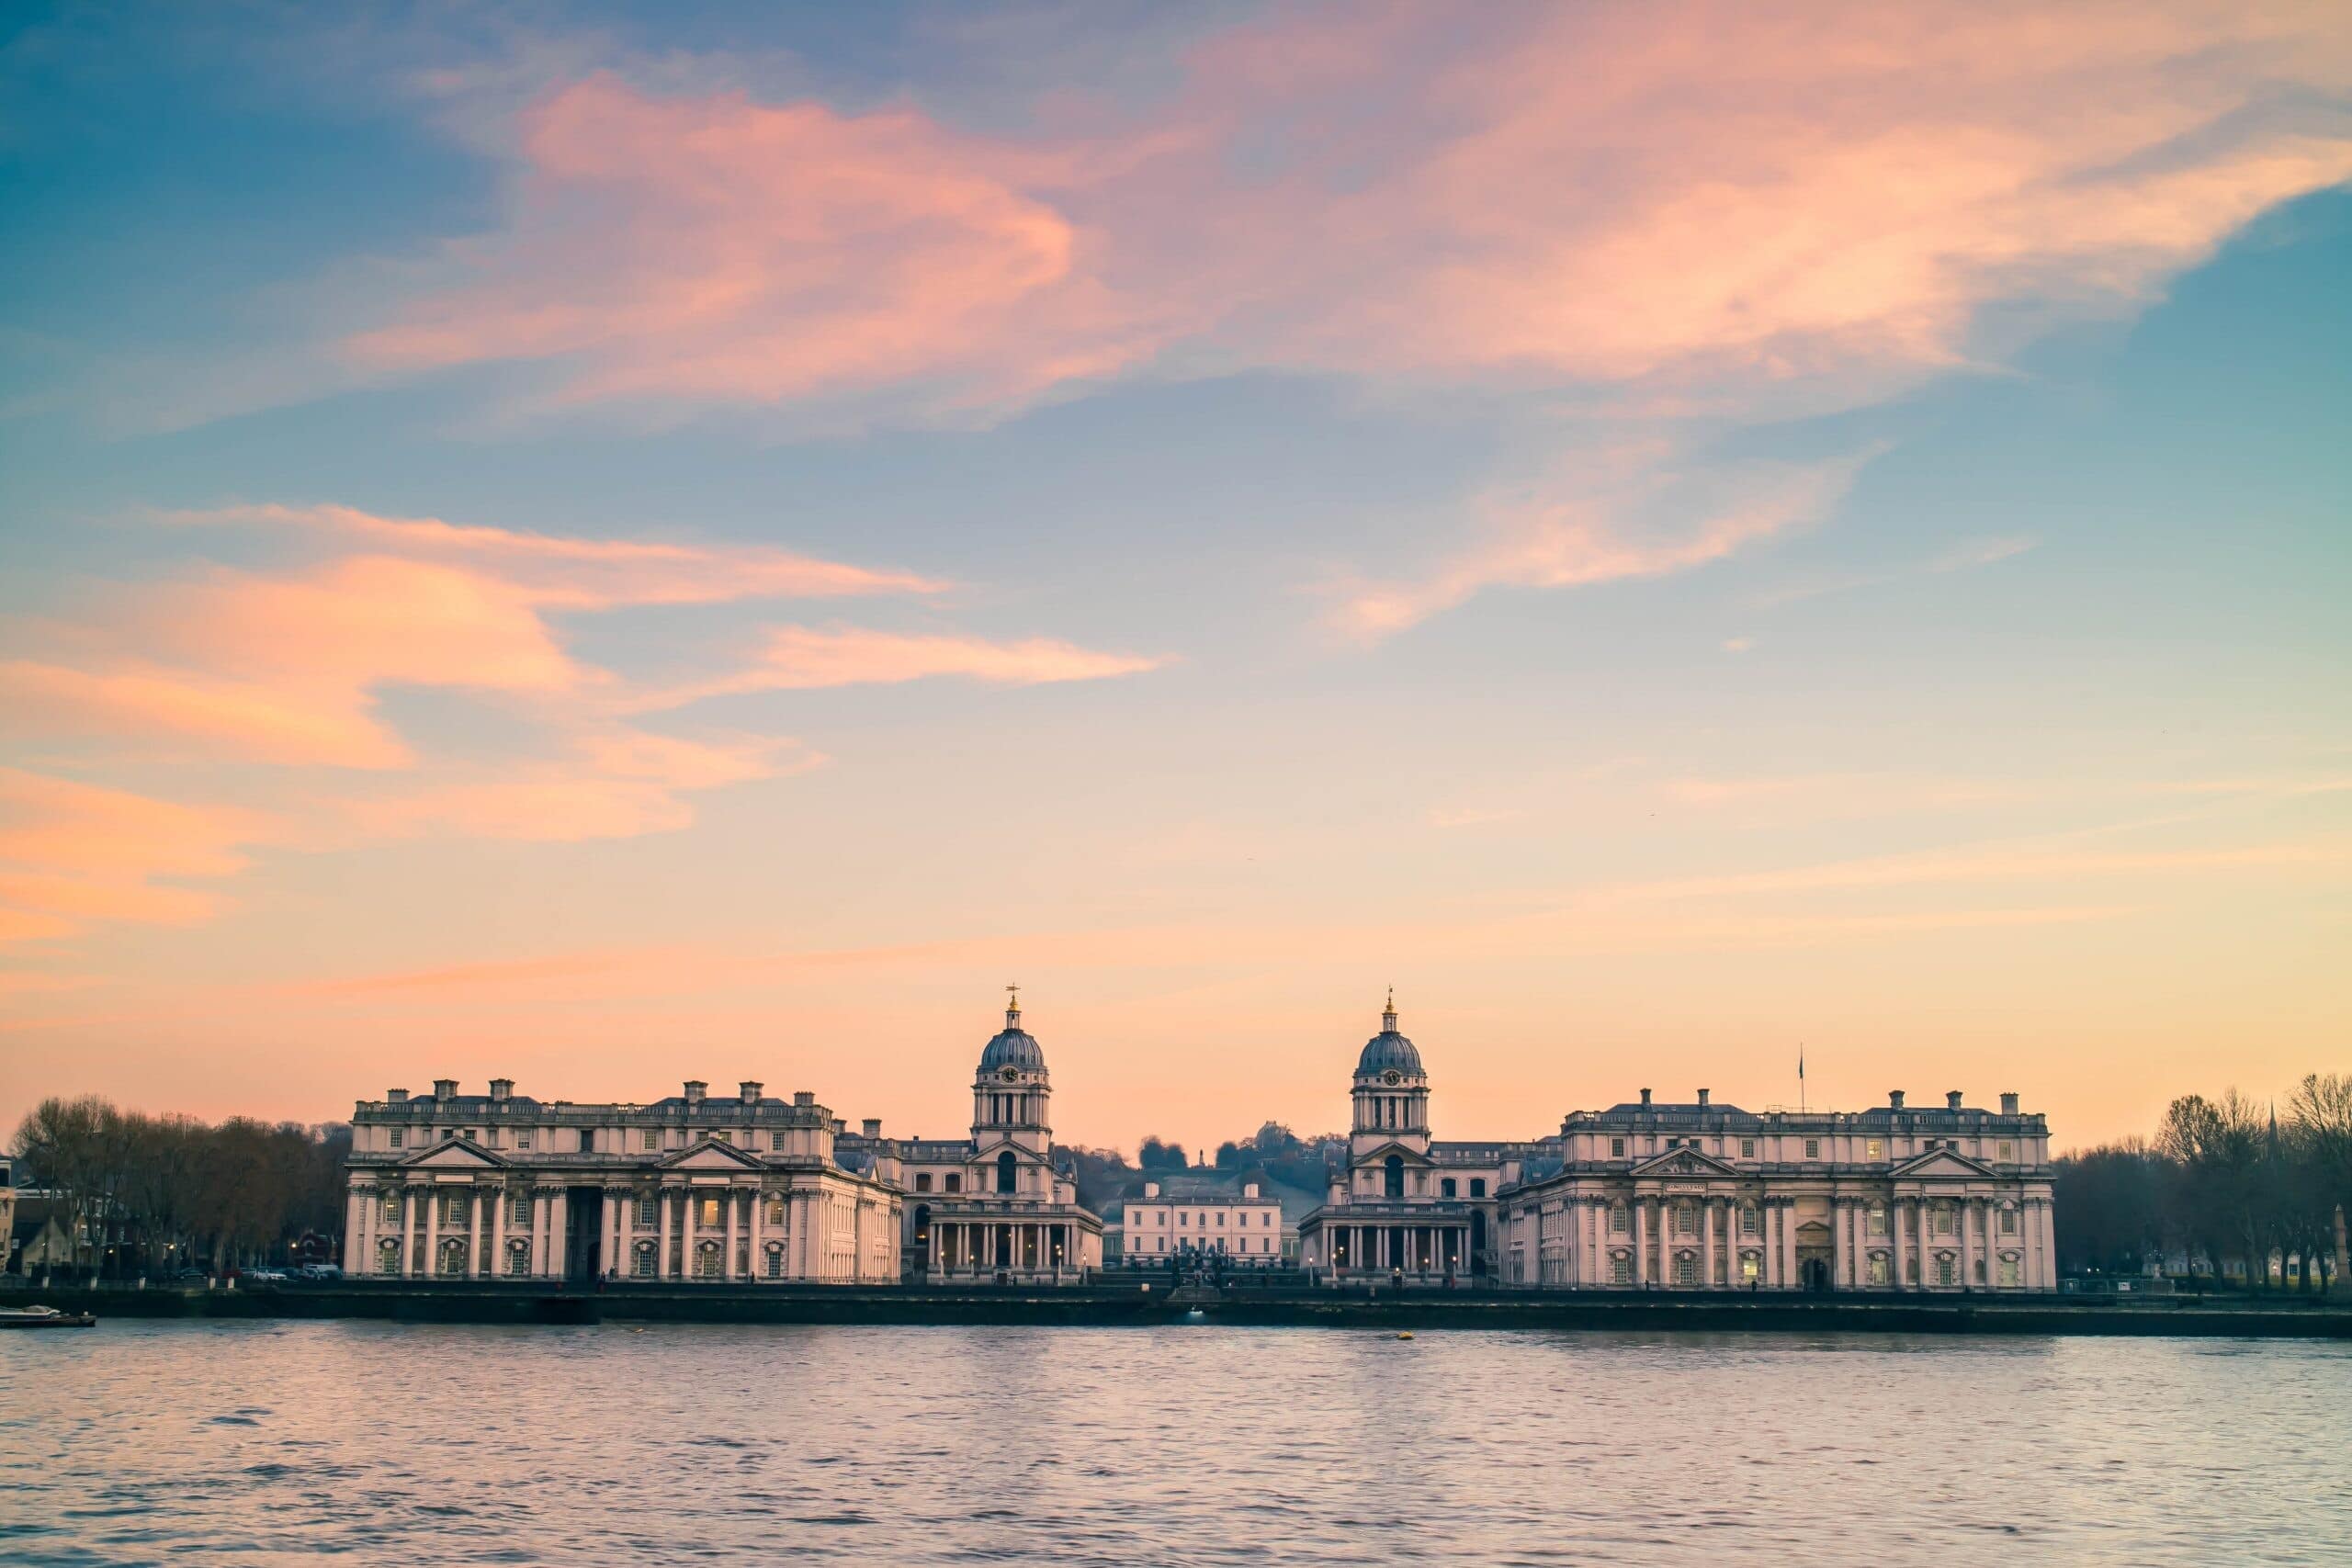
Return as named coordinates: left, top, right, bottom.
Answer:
left=344, top=1079, right=902, bottom=1283
left=1122, top=1175, right=1291, bottom=1265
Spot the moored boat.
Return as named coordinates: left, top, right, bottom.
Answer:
left=0, top=1304, right=97, bottom=1328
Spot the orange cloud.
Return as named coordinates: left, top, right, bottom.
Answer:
left=0, top=768, right=267, bottom=947
left=339, top=4, right=2352, bottom=419
left=646, top=626, right=1169, bottom=704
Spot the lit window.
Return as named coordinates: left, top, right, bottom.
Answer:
left=1742, top=1252, right=1759, bottom=1281
left=1869, top=1254, right=1889, bottom=1285
left=714, top=1131, right=731, bottom=1145
left=697, top=1196, right=721, bottom=1226
left=389, top=1129, right=404, bottom=1151
left=1610, top=1137, right=1625, bottom=1157
left=641, top=1129, right=661, bottom=1152
left=1740, top=1139, right=1756, bottom=1157
left=764, top=1199, right=784, bottom=1225
left=1869, top=1204, right=1888, bottom=1236
left=379, top=1192, right=401, bottom=1224
left=1804, top=1138, right=1821, bottom=1159
left=1866, top=1138, right=1883, bottom=1158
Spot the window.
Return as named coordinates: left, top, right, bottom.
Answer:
left=1610, top=1137, right=1626, bottom=1157
left=997, top=1150, right=1018, bottom=1194
left=635, top=1196, right=658, bottom=1226
left=1384, top=1154, right=1405, bottom=1199
left=1674, top=1253, right=1697, bottom=1286
left=1441, top=1178, right=1457, bottom=1198
left=769, top=1131, right=786, bottom=1152
left=1868, top=1203, right=1888, bottom=1236
left=1180, top=1212, right=1188, bottom=1227
left=1999, top=1257, right=2021, bottom=1287
left=512, top=1195, right=532, bottom=1225
left=641, top=1129, right=661, bottom=1152
left=1611, top=1254, right=1632, bottom=1284
left=1804, top=1138, right=1821, bottom=1159
left=1610, top=1203, right=1629, bottom=1235
left=1935, top=1255, right=1955, bottom=1286
left=506, top=1240, right=530, bottom=1277
left=515, top=1131, right=532, bottom=1151
left=380, top=1192, right=401, bottom=1224
left=1998, top=1141, right=2014, bottom=1160
left=697, top=1195, right=722, bottom=1227
left=1999, top=1206, right=2018, bottom=1235
left=765, top=1198, right=784, bottom=1225
left=1741, top=1251, right=1759, bottom=1282
left=915, top=1173, right=933, bottom=1193
left=389, top=1129, right=404, bottom=1151
left=1934, top=1206, right=1954, bottom=1236
left=1740, top=1138, right=1756, bottom=1157
left=1869, top=1254, right=1890, bottom=1285
left=1216, top=1212, right=1226, bottom=1227
left=714, top=1131, right=731, bottom=1145
left=1866, top=1137, right=1883, bottom=1158
left=1673, top=1202, right=1695, bottom=1236
left=944, top=1174, right=961, bottom=1193
left=763, top=1246, right=784, bottom=1280
left=1470, top=1179, right=1486, bottom=1199
left=1741, top=1206, right=1759, bottom=1236
left=378, top=1237, right=401, bottom=1274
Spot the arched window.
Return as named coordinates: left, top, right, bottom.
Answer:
left=632, top=1240, right=656, bottom=1279
left=376, top=1236, right=401, bottom=1275
left=997, top=1151, right=1018, bottom=1194
left=1384, top=1155, right=1405, bottom=1199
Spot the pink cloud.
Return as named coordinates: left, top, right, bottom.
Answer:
left=0, top=768, right=267, bottom=947
left=342, top=4, right=2352, bottom=419
left=645, top=626, right=1169, bottom=705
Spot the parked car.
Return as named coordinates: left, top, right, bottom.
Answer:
left=168, top=1267, right=209, bottom=1281
left=242, top=1267, right=288, bottom=1283
left=296, top=1263, right=343, bottom=1281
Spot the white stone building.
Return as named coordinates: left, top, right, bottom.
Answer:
left=1499, top=1087, right=2059, bottom=1292
left=344, top=1078, right=903, bottom=1283
left=1122, top=1174, right=1291, bottom=1265
left=885, top=994, right=1104, bottom=1281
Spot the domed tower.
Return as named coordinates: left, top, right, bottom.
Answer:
left=973, top=986, right=1052, bottom=1162
left=1351, top=988, right=1430, bottom=1159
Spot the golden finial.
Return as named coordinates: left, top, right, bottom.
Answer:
left=1006, top=982, right=1021, bottom=1017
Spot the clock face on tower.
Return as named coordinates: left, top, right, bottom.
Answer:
left=1382, top=1069, right=1402, bottom=1087
left=1000, top=1066, right=1020, bottom=1083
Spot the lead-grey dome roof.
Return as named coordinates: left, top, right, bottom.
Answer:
left=978, top=1006, right=1046, bottom=1072
left=1355, top=1000, right=1423, bottom=1077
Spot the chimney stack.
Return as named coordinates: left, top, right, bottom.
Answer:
left=1889, top=1089, right=1905, bottom=1110
left=489, top=1078, right=513, bottom=1102
left=1640, top=1088, right=1653, bottom=1107
left=683, top=1080, right=707, bottom=1105
left=1144, top=1180, right=1161, bottom=1199
left=793, top=1090, right=815, bottom=1107
left=433, top=1078, right=457, bottom=1100
left=1946, top=1089, right=1962, bottom=1111
left=387, top=1089, right=408, bottom=1104
left=862, top=1118, right=882, bottom=1138
left=1697, top=1088, right=1711, bottom=1108
left=739, top=1081, right=763, bottom=1104
left=2000, top=1091, right=2019, bottom=1115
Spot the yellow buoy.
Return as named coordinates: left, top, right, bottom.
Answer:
left=1397, top=1331, right=1414, bottom=1340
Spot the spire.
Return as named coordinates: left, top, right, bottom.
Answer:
left=1383, top=985, right=1397, bottom=1032
left=1005, top=982, right=1022, bottom=1027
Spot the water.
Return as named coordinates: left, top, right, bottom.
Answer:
left=4, top=1322, right=2348, bottom=1565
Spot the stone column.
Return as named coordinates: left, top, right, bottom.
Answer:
left=344, top=1188, right=368, bottom=1274
left=1633, top=1199, right=1649, bottom=1285
left=682, top=1186, right=701, bottom=1280
left=487, top=1186, right=506, bottom=1278
left=1783, top=1201, right=1799, bottom=1289
left=1834, top=1199, right=1852, bottom=1289
left=1960, top=1199, right=1977, bottom=1289
left=1699, top=1201, right=1715, bottom=1289
left=469, top=1187, right=487, bottom=1279
left=423, top=1186, right=442, bottom=1278
left=723, top=1187, right=741, bottom=1280
left=747, top=1189, right=764, bottom=1280
left=656, top=1187, right=674, bottom=1280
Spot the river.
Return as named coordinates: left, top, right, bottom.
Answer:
left=3, top=1322, right=2347, bottom=1565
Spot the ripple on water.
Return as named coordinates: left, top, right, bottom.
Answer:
left=3, top=1325, right=2350, bottom=1565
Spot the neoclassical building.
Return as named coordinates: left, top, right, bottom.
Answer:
left=877, top=993, right=1104, bottom=1281
left=1297, top=997, right=1537, bottom=1281
left=1300, top=998, right=2058, bottom=1292
left=344, top=1077, right=903, bottom=1283
left=1498, top=1088, right=2058, bottom=1292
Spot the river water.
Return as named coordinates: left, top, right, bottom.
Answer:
left=3, top=1322, right=2347, bottom=1565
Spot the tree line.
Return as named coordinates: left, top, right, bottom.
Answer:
left=10, top=1096, right=350, bottom=1280
left=2055, top=1073, right=2351, bottom=1289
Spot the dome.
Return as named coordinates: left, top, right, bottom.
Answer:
left=978, top=1002, right=1046, bottom=1073
left=1355, top=998, right=1423, bottom=1077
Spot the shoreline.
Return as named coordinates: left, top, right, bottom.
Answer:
left=12, top=1283, right=2349, bottom=1337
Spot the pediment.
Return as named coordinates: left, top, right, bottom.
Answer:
left=401, top=1137, right=504, bottom=1169
left=1631, top=1146, right=1740, bottom=1179
left=660, top=1139, right=766, bottom=1170
left=1353, top=1141, right=1435, bottom=1168
left=1891, top=1148, right=1998, bottom=1180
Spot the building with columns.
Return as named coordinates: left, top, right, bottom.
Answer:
left=343, top=1077, right=903, bottom=1283
left=1497, top=1087, right=2058, bottom=1292
left=883, top=993, right=1104, bottom=1281
left=1120, top=1175, right=1292, bottom=1265
left=1297, top=998, right=1532, bottom=1282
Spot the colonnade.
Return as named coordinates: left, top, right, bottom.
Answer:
left=928, top=1218, right=1072, bottom=1278
left=1324, top=1222, right=1471, bottom=1278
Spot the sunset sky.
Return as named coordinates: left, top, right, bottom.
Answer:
left=2, top=1, right=2346, bottom=1156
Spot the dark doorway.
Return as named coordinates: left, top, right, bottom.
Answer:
left=564, top=1186, right=603, bottom=1280
left=1470, top=1211, right=1487, bottom=1273
left=1384, top=1155, right=1404, bottom=1199
left=1802, top=1256, right=1831, bottom=1293
left=997, top=1150, right=1018, bottom=1194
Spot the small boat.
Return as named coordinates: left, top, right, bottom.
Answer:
left=0, top=1305, right=97, bottom=1329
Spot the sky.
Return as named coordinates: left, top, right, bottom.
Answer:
left=1, top=0, right=2346, bottom=1158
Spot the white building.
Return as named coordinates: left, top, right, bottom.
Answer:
left=344, top=1078, right=903, bottom=1283
left=887, top=994, right=1104, bottom=1281
left=1500, top=1087, right=2059, bottom=1292
left=1300, top=997, right=2059, bottom=1292
left=1122, top=1175, right=1291, bottom=1265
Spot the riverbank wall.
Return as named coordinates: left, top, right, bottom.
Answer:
left=14, top=1282, right=2351, bottom=1337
